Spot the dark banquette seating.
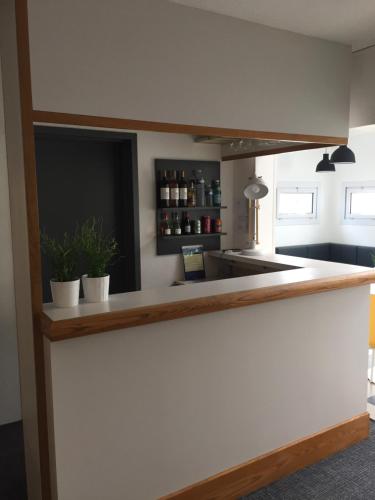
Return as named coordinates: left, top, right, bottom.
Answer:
left=275, top=243, right=375, bottom=267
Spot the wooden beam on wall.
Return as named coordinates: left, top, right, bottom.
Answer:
left=222, top=142, right=335, bottom=161
left=14, top=0, right=51, bottom=498
left=33, top=110, right=348, bottom=146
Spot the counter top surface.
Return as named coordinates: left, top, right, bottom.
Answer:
left=41, top=252, right=375, bottom=341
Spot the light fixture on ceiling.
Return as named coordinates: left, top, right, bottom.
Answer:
left=330, top=145, right=356, bottom=164
left=316, top=153, right=335, bottom=173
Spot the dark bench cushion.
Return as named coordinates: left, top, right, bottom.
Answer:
left=330, top=244, right=357, bottom=265
left=275, top=243, right=366, bottom=266
left=306, top=243, right=331, bottom=261
left=276, top=244, right=330, bottom=261
left=357, top=246, right=375, bottom=267
left=276, top=245, right=308, bottom=258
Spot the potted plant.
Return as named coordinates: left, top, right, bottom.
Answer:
left=41, top=230, right=80, bottom=308
left=80, top=217, right=118, bottom=303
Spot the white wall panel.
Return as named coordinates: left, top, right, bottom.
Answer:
left=28, top=0, right=351, bottom=137
left=47, top=286, right=369, bottom=500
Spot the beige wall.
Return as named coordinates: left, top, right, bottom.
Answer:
left=46, top=286, right=369, bottom=500
left=137, top=131, right=233, bottom=288
left=323, top=127, right=375, bottom=246
left=28, top=0, right=351, bottom=138
left=0, top=61, right=21, bottom=425
left=232, top=159, right=255, bottom=249
left=350, top=47, right=375, bottom=127
left=0, top=1, right=42, bottom=498
left=273, top=147, right=334, bottom=247
left=256, top=155, right=276, bottom=252
left=230, top=157, right=275, bottom=253
left=273, top=126, right=375, bottom=248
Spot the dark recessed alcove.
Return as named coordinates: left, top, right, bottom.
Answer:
left=34, top=126, right=141, bottom=303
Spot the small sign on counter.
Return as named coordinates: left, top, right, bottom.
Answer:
left=182, top=245, right=206, bottom=280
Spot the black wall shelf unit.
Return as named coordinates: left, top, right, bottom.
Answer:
left=155, top=159, right=224, bottom=255
left=157, top=206, right=227, bottom=211
left=160, top=233, right=227, bottom=240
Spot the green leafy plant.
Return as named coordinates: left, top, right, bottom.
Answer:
left=79, top=217, right=119, bottom=278
left=41, top=231, right=79, bottom=282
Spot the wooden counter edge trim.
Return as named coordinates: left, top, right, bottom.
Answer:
left=159, top=412, right=369, bottom=500
left=32, top=110, right=347, bottom=145
left=41, top=270, right=375, bottom=341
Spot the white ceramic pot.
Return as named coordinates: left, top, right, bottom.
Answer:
left=50, top=279, right=80, bottom=308
left=82, top=274, right=110, bottom=303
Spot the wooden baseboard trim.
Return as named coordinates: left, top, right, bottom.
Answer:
left=160, top=412, right=369, bottom=500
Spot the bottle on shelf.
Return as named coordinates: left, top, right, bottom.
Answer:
left=195, top=169, right=205, bottom=207
left=173, top=212, right=182, bottom=235
left=193, top=217, right=201, bottom=234
left=202, top=215, right=211, bottom=234
left=169, top=170, right=179, bottom=208
left=179, top=170, right=188, bottom=208
left=213, top=179, right=221, bottom=207
left=205, top=183, right=213, bottom=207
left=160, top=212, right=171, bottom=236
left=183, top=212, right=192, bottom=235
left=187, top=177, right=196, bottom=208
left=214, top=216, right=222, bottom=233
left=159, top=170, right=170, bottom=208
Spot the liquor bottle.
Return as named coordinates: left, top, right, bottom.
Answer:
left=214, top=216, right=222, bottom=233
left=183, top=212, right=191, bottom=235
left=202, top=215, right=211, bottom=234
left=160, top=212, right=171, bottom=236
left=173, top=212, right=182, bottom=235
left=205, top=183, right=213, bottom=207
left=159, top=170, right=170, bottom=208
left=213, top=180, right=221, bottom=207
left=187, top=178, right=196, bottom=208
left=179, top=170, right=188, bottom=208
left=169, top=170, right=179, bottom=208
left=196, top=169, right=205, bottom=207
left=193, top=217, right=201, bottom=234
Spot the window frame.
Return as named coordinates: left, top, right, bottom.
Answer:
left=343, top=182, right=375, bottom=225
left=276, top=182, right=319, bottom=226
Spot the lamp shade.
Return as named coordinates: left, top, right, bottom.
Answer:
left=330, top=145, right=355, bottom=164
left=243, top=176, right=268, bottom=199
left=316, top=153, right=335, bottom=172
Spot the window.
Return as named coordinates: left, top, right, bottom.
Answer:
left=344, top=184, right=375, bottom=224
left=276, top=184, right=318, bottom=225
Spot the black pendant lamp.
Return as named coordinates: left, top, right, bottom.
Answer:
left=330, top=145, right=356, bottom=164
left=316, top=153, right=335, bottom=172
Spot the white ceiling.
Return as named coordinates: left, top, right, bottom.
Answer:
left=171, top=0, right=375, bottom=50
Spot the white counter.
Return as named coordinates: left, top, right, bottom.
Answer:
left=43, top=253, right=373, bottom=499
left=43, top=251, right=373, bottom=324
left=44, top=285, right=370, bottom=500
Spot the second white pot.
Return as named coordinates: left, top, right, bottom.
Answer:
left=82, top=274, right=110, bottom=303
